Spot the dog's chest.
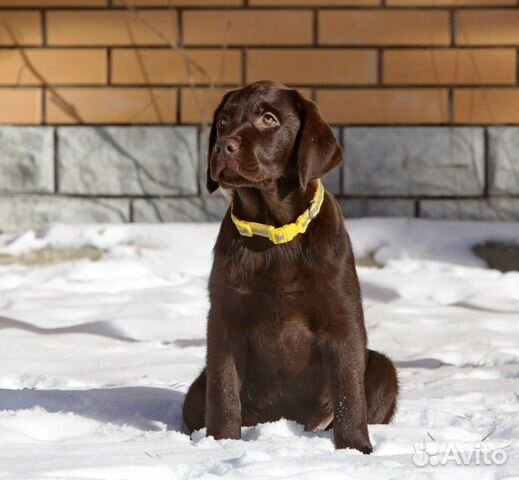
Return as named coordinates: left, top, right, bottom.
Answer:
left=246, top=314, right=317, bottom=375
left=222, top=248, right=321, bottom=373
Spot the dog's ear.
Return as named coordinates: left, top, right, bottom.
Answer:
left=206, top=90, right=235, bottom=194
left=206, top=119, right=219, bottom=194
left=293, top=91, right=343, bottom=190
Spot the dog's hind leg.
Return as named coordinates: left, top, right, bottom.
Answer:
left=183, top=369, right=206, bottom=433
left=364, top=349, right=399, bottom=424
left=304, top=410, right=334, bottom=432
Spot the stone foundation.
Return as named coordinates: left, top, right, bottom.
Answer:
left=0, top=126, right=517, bottom=231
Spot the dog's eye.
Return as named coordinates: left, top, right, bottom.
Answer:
left=217, top=115, right=228, bottom=128
left=261, top=112, right=278, bottom=127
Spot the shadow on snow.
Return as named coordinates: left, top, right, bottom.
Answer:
left=0, top=386, right=186, bottom=432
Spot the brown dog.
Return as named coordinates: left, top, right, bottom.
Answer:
left=182, top=81, right=398, bottom=453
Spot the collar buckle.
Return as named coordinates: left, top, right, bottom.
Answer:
left=231, top=179, right=325, bottom=246
left=267, top=227, right=284, bottom=245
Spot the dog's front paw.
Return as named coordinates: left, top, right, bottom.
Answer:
left=334, top=429, right=373, bottom=454
left=207, top=421, right=241, bottom=441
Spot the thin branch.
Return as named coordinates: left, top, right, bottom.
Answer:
left=115, top=0, right=213, bottom=84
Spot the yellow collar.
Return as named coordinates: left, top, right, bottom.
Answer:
left=230, top=180, right=325, bottom=245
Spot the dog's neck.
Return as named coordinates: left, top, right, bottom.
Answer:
left=231, top=179, right=317, bottom=228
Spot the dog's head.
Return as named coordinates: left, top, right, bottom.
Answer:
left=206, top=81, right=343, bottom=193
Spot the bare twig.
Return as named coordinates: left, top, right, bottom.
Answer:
left=1, top=21, right=84, bottom=123
left=480, top=425, right=496, bottom=442
left=115, top=0, right=213, bottom=83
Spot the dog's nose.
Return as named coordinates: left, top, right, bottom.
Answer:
left=225, top=140, right=238, bottom=153
left=215, top=137, right=240, bottom=155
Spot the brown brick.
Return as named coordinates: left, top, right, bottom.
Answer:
left=181, top=87, right=312, bottom=123
left=454, top=88, right=519, bottom=124
left=183, top=10, right=313, bottom=46
left=456, top=9, right=519, bottom=46
left=388, top=0, right=515, bottom=5
left=319, top=10, right=450, bottom=46
left=181, top=87, right=232, bottom=124
left=112, top=49, right=241, bottom=85
left=247, top=49, right=377, bottom=85
left=0, top=49, right=107, bottom=85
left=0, top=12, right=41, bottom=46
left=316, top=89, right=449, bottom=124
left=114, top=0, right=242, bottom=4
left=0, top=88, right=41, bottom=124
left=251, top=0, right=379, bottom=4
left=45, top=88, right=177, bottom=124
left=47, top=10, right=177, bottom=46
left=0, top=0, right=106, bottom=5
left=384, top=49, right=516, bottom=85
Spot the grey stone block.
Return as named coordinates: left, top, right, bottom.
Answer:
left=0, top=196, right=129, bottom=231
left=322, top=127, right=342, bottom=195
left=488, top=127, right=519, bottom=195
left=343, top=128, right=484, bottom=196
left=420, top=199, right=519, bottom=222
left=58, top=127, right=198, bottom=195
left=339, top=198, right=415, bottom=218
left=322, top=167, right=341, bottom=195
left=0, top=127, right=54, bottom=193
left=133, top=197, right=229, bottom=222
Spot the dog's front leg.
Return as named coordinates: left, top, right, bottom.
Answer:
left=321, top=323, right=373, bottom=454
left=205, top=311, right=243, bottom=440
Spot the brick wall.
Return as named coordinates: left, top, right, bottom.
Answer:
left=0, top=0, right=518, bottom=124
left=0, top=1, right=518, bottom=228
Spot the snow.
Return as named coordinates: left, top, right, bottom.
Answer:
left=0, top=218, right=517, bottom=480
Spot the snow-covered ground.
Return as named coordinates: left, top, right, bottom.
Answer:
left=0, top=219, right=518, bottom=480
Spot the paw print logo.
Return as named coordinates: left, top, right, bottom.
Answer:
left=412, top=439, right=440, bottom=467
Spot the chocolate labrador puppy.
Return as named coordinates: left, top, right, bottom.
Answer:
left=182, top=81, right=398, bottom=453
